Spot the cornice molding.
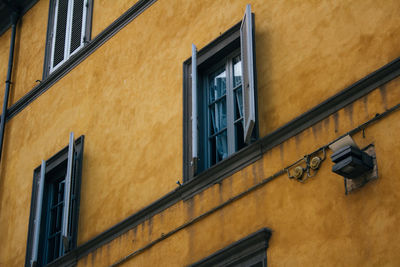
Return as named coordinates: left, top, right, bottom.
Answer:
left=189, top=228, right=271, bottom=267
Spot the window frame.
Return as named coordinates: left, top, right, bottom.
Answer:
left=25, top=135, right=84, bottom=267
left=183, top=8, right=258, bottom=181
left=43, top=0, right=93, bottom=78
left=199, top=48, right=245, bottom=171
left=189, top=228, right=271, bottom=267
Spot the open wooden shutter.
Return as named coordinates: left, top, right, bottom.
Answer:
left=30, top=160, right=46, bottom=267
left=191, top=44, right=198, bottom=173
left=62, top=132, right=76, bottom=251
left=240, top=4, right=256, bottom=144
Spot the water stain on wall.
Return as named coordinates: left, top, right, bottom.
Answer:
left=252, top=163, right=259, bottom=185
left=279, top=143, right=285, bottom=162
left=363, top=95, right=369, bottom=117
left=147, top=216, right=153, bottom=237
left=185, top=198, right=196, bottom=263
left=312, top=121, right=322, bottom=139
left=218, top=182, right=224, bottom=203
left=323, top=115, right=330, bottom=132
left=344, top=103, right=354, bottom=126
left=379, top=85, right=388, bottom=110
left=294, top=133, right=302, bottom=153
left=91, top=248, right=97, bottom=266
left=333, top=112, right=339, bottom=133
left=258, top=159, right=265, bottom=181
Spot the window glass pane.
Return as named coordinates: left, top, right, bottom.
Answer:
left=209, top=68, right=226, bottom=102
left=234, top=86, right=243, bottom=120
left=209, top=98, right=227, bottom=134
left=53, top=0, right=69, bottom=67
left=216, top=131, right=228, bottom=161
left=233, top=55, right=242, bottom=87
left=45, top=177, right=65, bottom=264
left=209, top=130, right=228, bottom=165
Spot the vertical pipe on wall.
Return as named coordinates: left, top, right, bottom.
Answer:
left=0, top=11, right=18, bottom=162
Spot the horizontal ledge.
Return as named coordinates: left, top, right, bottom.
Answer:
left=46, top=56, right=400, bottom=266
left=5, top=0, right=157, bottom=122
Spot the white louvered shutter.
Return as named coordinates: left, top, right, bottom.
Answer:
left=61, top=132, right=76, bottom=251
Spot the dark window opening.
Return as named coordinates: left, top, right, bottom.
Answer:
left=25, top=134, right=84, bottom=267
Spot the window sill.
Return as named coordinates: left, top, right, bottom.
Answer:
left=182, top=141, right=263, bottom=200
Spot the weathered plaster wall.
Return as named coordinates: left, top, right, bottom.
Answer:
left=0, top=0, right=399, bottom=117
left=77, top=77, right=400, bottom=266
left=0, top=0, right=399, bottom=266
left=0, top=27, right=11, bottom=103
left=256, top=0, right=400, bottom=135
left=1, top=0, right=48, bottom=105
left=91, top=0, right=140, bottom=37
left=0, top=0, right=140, bottom=106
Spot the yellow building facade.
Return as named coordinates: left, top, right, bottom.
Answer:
left=0, top=0, right=399, bottom=266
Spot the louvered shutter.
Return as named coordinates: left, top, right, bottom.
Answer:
left=70, top=0, right=87, bottom=54
left=50, top=0, right=88, bottom=72
left=191, top=44, right=198, bottom=173
left=241, top=4, right=256, bottom=144
left=62, top=132, right=76, bottom=251
left=30, top=160, right=46, bottom=267
left=52, top=0, right=69, bottom=68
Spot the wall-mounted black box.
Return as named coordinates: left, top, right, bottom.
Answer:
left=331, top=145, right=373, bottom=179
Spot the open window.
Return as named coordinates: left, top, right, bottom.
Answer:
left=25, top=133, right=84, bottom=267
left=183, top=4, right=257, bottom=180
left=44, top=0, right=93, bottom=77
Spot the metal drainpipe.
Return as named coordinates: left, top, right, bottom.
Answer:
left=0, top=11, right=19, bottom=162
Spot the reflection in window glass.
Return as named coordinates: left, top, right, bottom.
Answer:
left=202, top=53, right=247, bottom=168
left=208, top=68, right=228, bottom=165
left=209, top=68, right=227, bottom=102
left=233, top=55, right=242, bottom=87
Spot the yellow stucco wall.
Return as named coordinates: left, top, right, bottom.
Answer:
left=0, top=0, right=48, bottom=106
left=0, top=0, right=140, bottom=106
left=91, top=0, right=140, bottom=37
left=0, top=0, right=399, bottom=266
left=77, top=77, right=400, bottom=266
left=0, top=28, right=10, bottom=103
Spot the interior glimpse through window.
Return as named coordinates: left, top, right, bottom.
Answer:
left=208, top=66, right=228, bottom=164
left=43, top=164, right=67, bottom=264
left=201, top=51, right=246, bottom=169
left=184, top=4, right=256, bottom=180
